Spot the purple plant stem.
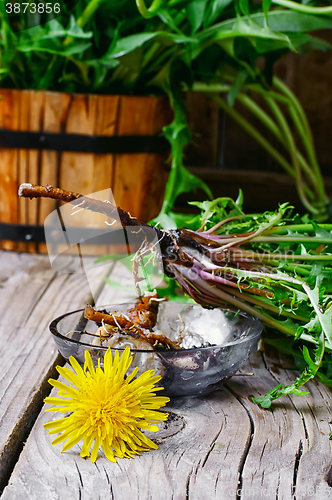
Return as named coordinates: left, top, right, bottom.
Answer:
left=192, top=266, right=239, bottom=289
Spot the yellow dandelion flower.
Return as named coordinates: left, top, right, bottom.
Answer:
left=44, top=347, right=170, bottom=463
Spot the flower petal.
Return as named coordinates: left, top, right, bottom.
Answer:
left=45, top=347, right=169, bottom=464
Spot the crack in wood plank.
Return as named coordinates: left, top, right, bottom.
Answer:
left=4, top=252, right=332, bottom=499
left=0, top=251, right=116, bottom=493
left=74, top=460, right=84, bottom=488
left=275, top=474, right=280, bottom=500
left=225, top=384, right=255, bottom=500
left=258, top=346, right=332, bottom=498
left=185, top=468, right=193, bottom=500
left=292, top=440, right=303, bottom=500
left=2, top=389, right=251, bottom=499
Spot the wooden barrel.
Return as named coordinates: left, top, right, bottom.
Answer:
left=0, top=89, right=172, bottom=252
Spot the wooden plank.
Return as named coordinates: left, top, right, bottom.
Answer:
left=17, top=91, right=29, bottom=253
left=91, top=95, right=119, bottom=259
left=86, top=94, right=119, bottom=257
left=113, top=96, right=170, bottom=222
left=3, top=253, right=332, bottom=498
left=1, top=386, right=251, bottom=499
left=38, top=91, right=72, bottom=254
left=227, top=346, right=332, bottom=498
left=0, top=250, right=113, bottom=492
left=60, top=94, right=97, bottom=196
left=59, top=94, right=117, bottom=257
left=25, top=91, right=45, bottom=253
left=92, top=95, right=119, bottom=194
left=0, top=256, right=254, bottom=500
left=0, top=89, right=19, bottom=251
left=93, top=260, right=137, bottom=306
left=263, top=347, right=332, bottom=498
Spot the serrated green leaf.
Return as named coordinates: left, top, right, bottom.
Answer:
left=303, top=282, right=332, bottom=347
left=302, top=345, right=317, bottom=373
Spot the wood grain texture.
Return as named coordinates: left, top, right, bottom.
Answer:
left=58, top=93, right=113, bottom=256
left=38, top=91, right=72, bottom=254
left=2, top=252, right=332, bottom=499
left=17, top=92, right=29, bottom=253
left=0, top=250, right=113, bottom=491
left=227, top=347, right=332, bottom=499
left=4, top=339, right=332, bottom=498
left=0, top=89, right=19, bottom=250
left=1, top=388, right=251, bottom=500
left=113, top=95, right=171, bottom=222
left=6, top=351, right=332, bottom=500
left=60, top=93, right=97, bottom=197
left=25, top=91, right=45, bottom=253
left=0, top=91, right=171, bottom=254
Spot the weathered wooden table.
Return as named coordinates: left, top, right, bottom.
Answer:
left=1, top=249, right=332, bottom=500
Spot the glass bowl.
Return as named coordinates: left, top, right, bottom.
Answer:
left=50, top=302, right=263, bottom=398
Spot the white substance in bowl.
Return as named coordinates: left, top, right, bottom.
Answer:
left=155, top=302, right=232, bottom=349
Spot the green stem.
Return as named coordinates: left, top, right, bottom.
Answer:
left=274, top=77, right=312, bottom=142
left=194, top=81, right=320, bottom=200
left=236, top=92, right=319, bottom=196
left=213, top=234, right=332, bottom=244
left=192, top=82, right=231, bottom=93
left=77, top=0, right=106, bottom=28
left=198, top=197, right=244, bottom=230
left=235, top=250, right=332, bottom=261
left=250, top=236, right=332, bottom=244
left=135, top=0, right=165, bottom=18
left=271, top=263, right=311, bottom=276
left=194, top=82, right=287, bottom=106
left=211, top=211, right=283, bottom=251
left=268, top=224, right=332, bottom=234
left=245, top=84, right=289, bottom=104
left=272, top=0, right=332, bottom=16
left=196, top=277, right=297, bottom=334
left=63, top=0, right=105, bottom=46
left=237, top=92, right=280, bottom=137
left=208, top=93, right=315, bottom=202
left=264, top=96, right=319, bottom=214
left=224, top=286, right=310, bottom=322
left=221, top=266, right=304, bottom=286
left=209, top=94, right=293, bottom=176
left=69, top=57, right=91, bottom=86
left=287, top=104, right=321, bottom=195
left=274, top=77, right=327, bottom=203
left=194, top=81, right=327, bottom=216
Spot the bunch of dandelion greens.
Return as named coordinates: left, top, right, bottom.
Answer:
left=20, top=184, right=332, bottom=409
left=44, top=347, right=170, bottom=463
left=167, top=196, right=332, bottom=408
